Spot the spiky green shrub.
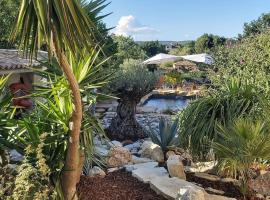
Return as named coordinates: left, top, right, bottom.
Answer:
left=178, top=77, right=264, bottom=158
left=213, top=118, right=270, bottom=195
left=148, top=118, right=179, bottom=152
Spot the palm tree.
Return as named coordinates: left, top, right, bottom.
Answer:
left=11, top=1, right=99, bottom=199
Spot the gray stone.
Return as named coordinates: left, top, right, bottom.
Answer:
left=132, top=155, right=154, bottom=164
left=108, top=140, right=122, bottom=148
left=87, top=166, right=106, bottom=177
left=124, top=141, right=142, bottom=151
left=132, top=167, right=169, bottom=183
left=95, top=146, right=109, bottom=157
left=150, top=177, right=203, bottom=200
left=176, top=187, right=205, bottom=200
left=193, top=172, right=220, bottom=182
left=205, top=187, right=225, bottom=195
left=107, top=167, right=121, bottom=173
left=9, top=149, right=23, bottom=162
left=124, top=161, right=158, bottom=172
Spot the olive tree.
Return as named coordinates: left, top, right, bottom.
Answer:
left=107, top=59, right=159, bottom=141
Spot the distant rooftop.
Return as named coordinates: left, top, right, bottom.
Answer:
left=0, top=49, right=47, bottom=74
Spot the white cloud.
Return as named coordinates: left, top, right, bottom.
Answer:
left=113, top=15, right=158, bottom=37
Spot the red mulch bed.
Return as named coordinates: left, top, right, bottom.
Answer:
left=77, top=170, right=167, bottom=200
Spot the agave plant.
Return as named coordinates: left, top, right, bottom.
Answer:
left=213, top=118, right=270, bottom=195
left=148, top=118, right=179, bottom=152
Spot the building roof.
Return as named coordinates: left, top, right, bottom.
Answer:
left=0, top=49, right=47, bottom=74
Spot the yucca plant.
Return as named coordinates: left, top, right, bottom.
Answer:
left=148, top=118, right=179, bottom=153
left=213, top=118, right=270, bottom=195
left=11, top=0, right=104, bottom=198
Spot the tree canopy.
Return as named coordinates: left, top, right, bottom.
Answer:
left=0, top=0, right=20, bottom=48
left=111, top=35, right=146, bottom=66
left=241, top=12, right=270, bottom=38
left=140, top=41, right=167, bottom=57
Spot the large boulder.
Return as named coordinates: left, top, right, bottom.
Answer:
left=140, top=141, right=164, bottom=163
left=167, top=155, right=186, bottom=180
left=107, top=146, right=132, bottom=167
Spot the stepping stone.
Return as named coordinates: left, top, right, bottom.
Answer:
left=194, top=172, right=221, bottom=182
left=132, top=167, right=169, bottom=183
left=205, top=187, right=225, bottom=195
left=150, top=177, right=204, bottom=200
left=124, top=161, right=158, bottom=172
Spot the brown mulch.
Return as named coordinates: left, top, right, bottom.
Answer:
left=77, top=170, right=167, bottom=200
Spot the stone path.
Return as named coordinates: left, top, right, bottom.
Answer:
left=124, top=162, right=236, bottom=200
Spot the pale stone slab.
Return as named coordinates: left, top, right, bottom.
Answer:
left=132, top=167, right=169, bottom=183
left=150, top=177, right=203, bottom=200
left=124, top=161, right=158, bottom=172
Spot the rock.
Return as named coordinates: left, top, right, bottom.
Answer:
left=251, top=171, right=270, bottom=196
left=151, top=147, right=164, bottom=163
left=220, top=178, right=240, bottom=187
left=185, top=161, right=216, bottom=173
left=150, top=177, right=203, bottom=200
left=124, top=141, right=142, bottom=151
left=124, top=161, right=158, bottom=172
left=140, top=141, right=164, bottom=163
left=205, top=187, right=225, bottom=195
left=132, top=155, right=154, bottom=164
left=108, top=140, right=122, bottom=148
left=107, top=146, right=132, bottom=167
left=122, top=140, right=134, bottom=146
left=166, top=151, right=176, bottom=159
left=167, top=155, right=186, bottom=180
left=9, top=149, right=23, bottom=162
left=176, top=186, right=235, bottom=200
left=93, top=137, right=103, bottom=146
left=255, top=194, right=265, bottom=200
left=176, top=187, right=205, bottom=200
left=193, top=172, right=220, bottom=182
left=107, top=167, right=121, bottom=173
left=204, top=194, right=236, bottom=200
left=95, top=146, right=109, bottom=157
left=87, top=166, right=106, bottom=177
left=132, top=167, right=169, bottom=183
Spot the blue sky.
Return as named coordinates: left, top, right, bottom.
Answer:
left=103, top=0, right=270, bottom=41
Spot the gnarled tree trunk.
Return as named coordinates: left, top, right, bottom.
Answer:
left=107, top=97, right=147, bottom=141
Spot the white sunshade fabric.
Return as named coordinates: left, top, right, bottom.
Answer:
left=142, top=53, right=182, bottom=65
left=180, top=53, right=213, bottom=65
left=143, top=53, right=214, bottom=65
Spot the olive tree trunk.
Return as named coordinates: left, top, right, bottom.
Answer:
left=51, top=31, right=83, bottom=200
left=107, top=98, right=147, bottom=141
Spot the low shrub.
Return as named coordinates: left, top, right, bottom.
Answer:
left=213, top=118, right=270, bottom=195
